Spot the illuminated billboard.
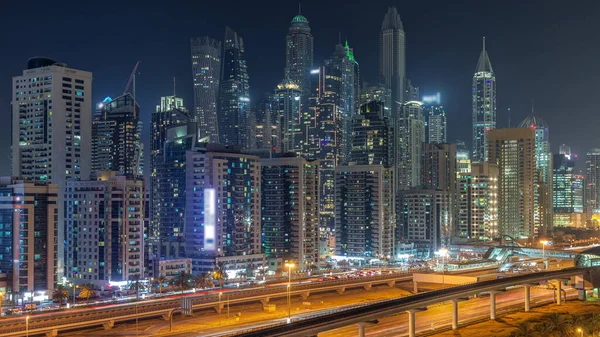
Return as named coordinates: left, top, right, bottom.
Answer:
left=204, top=188, right=216, bottom=251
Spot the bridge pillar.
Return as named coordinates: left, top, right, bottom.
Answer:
left=336, top=287, right=345, bottom=295
left=301, top=291, right=310, bottom=300
left=357, top=322, right=367, bottom=337
left=556, top=281, right=562, bottom=305
left=451, top=299, right=459, bottom=330
left=103, top=320, right=115, bottom=330
left=523, top=285, right=531, bottom=312
left=215, top=302, right=225, bottom=314
left=45, top=329, right=58, bottom=337
left=363, top=283, right=372, bottom=291
left=406, top=309, right=425, bottom=337
left=413, top=281, right=418, bottom=294
left=387, top=280, right=395, bottom=288
left=489, top=292, right=498, bottom=320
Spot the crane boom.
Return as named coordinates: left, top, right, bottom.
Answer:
left=123, top=61, right=140, bottom=95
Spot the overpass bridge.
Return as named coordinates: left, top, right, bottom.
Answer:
left=0, top=272, right=415, bottom=337
left=234, top=267, right=592, bottom=337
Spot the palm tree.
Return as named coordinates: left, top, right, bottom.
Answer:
left=52, top=285, right=70, bottom=307
left=78, top=284, right=95, bottom=304
left=194, top=272, right=213, bottom=289
left=154, top=275, right=168, bottom=295
left=171, top=271, right=192, bottom=295
left=533, top=322, right=553, bottom=336
left=544, top=313, right=572, bottom=336
left=128, top=274, right=145, bottom=301
left=256, top=267, right=266, bottom=281
left=212, top=262, right=227, bottom=288
left=509, top=323, right=536, bottom=337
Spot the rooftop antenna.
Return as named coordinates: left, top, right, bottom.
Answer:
left=531, top=98, right=535, bottom=115
left=483, top=36, right=486, bottom=51
left=338, top=32, right=341, bottom=45
left=298, top=3, right=301, bottom=14
left=507, top=107, right=511, bottom=128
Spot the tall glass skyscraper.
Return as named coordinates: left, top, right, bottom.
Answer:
left=586, top=149, right=600, bottom=213
left=472, top=38, right=496, bottom=162
left=519, top=115, right=553, bottom=236
left=396, top=101, right=425, bottom=190
left=285, top=13, right=313, bottom=100
left=218, top=27, right=250, bottom=148
left=379, top=7, right=406, bottom=111
left=191, top=37, right=221, bottom=143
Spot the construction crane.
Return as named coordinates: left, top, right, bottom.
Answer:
left=123, top=61, right=140, bottom=95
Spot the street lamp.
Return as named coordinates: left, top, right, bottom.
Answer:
left=540, top=240, right=549, bottom=270
left=218, top=292, right=223, bottom=326
left=285, top=262, right=295, bottom=323
left=577, top=327, right=583, bottom=337
left=0, top=290, right=4, bottom=317
left=25, top=315, right=30, bottom=337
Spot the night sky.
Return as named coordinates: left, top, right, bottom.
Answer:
left=1, top=0, right=599, bottom=176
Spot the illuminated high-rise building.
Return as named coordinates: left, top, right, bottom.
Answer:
left=472, top=38, right=496, bottom=162
left=396, top=101, right=425, bottom=190
left=425, top=105, right=447, bottom=144
left=360, top=82, right=391, bottom=118
left=185, top=145, right=264, bottom=273
left=191, top=37, right=221, bottom=142
left=379, top=7, right=406, bottom=109
left=12, top=57, right=92, bottom=280
left=261, top=157, right=319, bottom=270
left=519, top=115, right=553, bottom=236
left=0, top=179, right=58, bottom=297
left=456, top=140, right=472, bottom=177
left=421, top=143, right=456, bottom=193
left=586, top=149, right=600, bottom=214
left=488, top=128, right=535, bottom=240
left=285, top=12, right=313, bottom=101
left=559, top=144, right=571, bottom=156
left=150, top=100, right=196, bottom=259
left=456, top=163, right=499, bottom=240
left=92, top=94, right=143, bottom=178
left=65, top=172, right=146, bottom=286
left=350, top=101, right=393, bottom=166
left=335, top=165, right=395, bottom=259
left=156, top=95, right=186, bottom=113
left=218, top=27, right=251, bottom=148
left=553, top=153, right=581, bottom=213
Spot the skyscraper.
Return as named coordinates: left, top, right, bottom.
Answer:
left=519, top=115, right=553, bottom=236
left=379, top=7, right=406, bottom=110
left=586, top=149, right=600, bottom=214
left=271, top=80, right=302, bottom=154
left=92, top=94, right=143, bottom=178
left=150, top=100, right=196, bottom=259
left=559, top=144, right=571, bottom=156
left=285, top=12, right=313, bottom=100
left=218, top=27, right=251, bottom=148
left=456, top=140, right=472, bottom=176
left=396, top=101, right=425, bottom=190
left=185, top=145, right=264, bottom=273
left=488, top=128, right=535, bottom=240
left=472, top=38, right=496, bottom=162
left=156, top=95, right=186, bottom=113
left=360, top=82, right=392, bottom=118
left=261, top=157, right=319, bottom=270
left=191, top=37, right=221, bottom=143
left=421, top=143, right=457, bottom=193
left=65, top=172, right=146, bottom=285
left=12, top=57, right=92, bottom=280
left=0, top=178, right=58, bottom=297
left=397, top=189, right=452, bottom=257
left=335, top=165, right=395, bottom=259
left=350, top=101, right=393, bottom=166
left=553, top=153, right=580, bottom=213
left=456, top=163, right=499, bottom=240
left=425, top=105, right=447, bottom=144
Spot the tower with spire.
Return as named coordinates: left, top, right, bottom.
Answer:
left=284, top=8, right=313, bottom=98
left=472, top=37, right=496, bottom=162
left=379, top=6, right=406, bottom=113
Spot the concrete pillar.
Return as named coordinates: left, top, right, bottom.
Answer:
left=489, top=292, right=497, bottom=320
left=413, top=281, right=418, bottom=294
left=451, top=299, right=459, bottom=330
left=524, top=285, right=531, bottom=312
left=407, top=310, right=417, bottom=337
left=357, top=323, right=367, bottom=337
left=557, top=281, right=562, bottom=305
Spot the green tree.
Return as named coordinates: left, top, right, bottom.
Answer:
left=509, top=323, right=536, bottom=337
left=212, top=262, right=227, bottom=288
left=171, top=272, right=192, bottom=295
left=78, top=284, right=95, bottom=304
left=52, top=285, right=70, bottom=306
left=194, top=272, right=212, bottom=289
left=154, top=275, right=168, bottom=295
left=533, top=322, right=552, bottom=336
left=128, top=274, right=145, bottom=300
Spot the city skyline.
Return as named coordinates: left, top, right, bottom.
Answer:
left=1, top=1, right=598, bottom=176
